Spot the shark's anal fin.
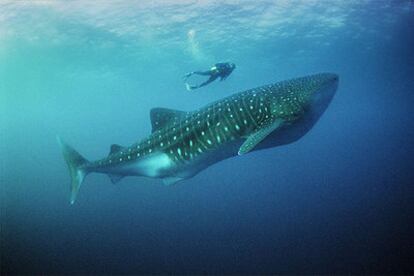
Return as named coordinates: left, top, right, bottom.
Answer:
left=150, top=108, right=188, bottom=132
left=238, top=118, right=284, bottom=155
left=108, top=174, right=124, bottom=184
left=162, top=176, right=184, bottom=186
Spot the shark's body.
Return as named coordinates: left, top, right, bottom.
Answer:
left=59, top=73, right=339, bottom=204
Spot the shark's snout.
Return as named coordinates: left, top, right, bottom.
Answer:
left=312, top=73, right=339, bottom=97
left=327, top=74, right=339, bottom=94
left=330, top=73, right=339, bottom=84
left=318, top=73, right=339, bottom=86
left=309, top=73, right=339, bottom=117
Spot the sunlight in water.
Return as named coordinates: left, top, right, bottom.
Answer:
left=187, top=28, right=205, bottom=62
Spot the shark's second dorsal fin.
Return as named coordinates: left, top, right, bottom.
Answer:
left=110, top=144, right=124, bottom=155
left=150, top=108, right=187, bottom=132
left=238, top=118, right=284, bottom=155
left=162, top=176, right=184, bottom=186
left=108, top=173, right=124, bottom=184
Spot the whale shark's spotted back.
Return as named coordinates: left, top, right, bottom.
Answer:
left=97, top=73, right=335, bottom=167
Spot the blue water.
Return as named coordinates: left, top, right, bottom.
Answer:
left=1, top=1, right=414, bottom=274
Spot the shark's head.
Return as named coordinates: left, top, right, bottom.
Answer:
left=259, top=73, right=339, bottom=149
left=301, top=73, right=339, bottom=118
left=268, top=73, right=339, bottom=120
left=309, top=73, right=339, bottom=117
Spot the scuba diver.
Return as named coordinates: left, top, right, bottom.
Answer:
left=184, top=62, right=236, bottom=91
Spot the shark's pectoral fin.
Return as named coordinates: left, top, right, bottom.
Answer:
left=108, top=174, right=125, bottom=184
left=238, top=118, right=284, bottom=155
left=162, top=176, right=184, bottom=186
left=150, top=108, right=189, bottom=132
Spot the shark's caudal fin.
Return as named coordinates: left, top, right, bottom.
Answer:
left=57, top=136, right=90, bottom=205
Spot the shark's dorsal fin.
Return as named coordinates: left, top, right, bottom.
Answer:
left=110, top=144, right=124, bottom=155
left=238, top=118, right=284, bottom=155
left=150, top=108, right=187, bottom=132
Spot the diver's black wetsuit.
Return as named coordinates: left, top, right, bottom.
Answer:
left=184, top=62, right=236, bottom=90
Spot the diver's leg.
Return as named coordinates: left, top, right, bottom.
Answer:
left=184, top=72, right=217, bottom=91
left=196, top=75, right=218, bottom=89
left=184, top=70, right=210, bottom=80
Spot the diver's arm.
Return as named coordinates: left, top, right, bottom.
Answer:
left=192, top=70, right=213, bottom=76
left=219, top=70, right=232, bottom=81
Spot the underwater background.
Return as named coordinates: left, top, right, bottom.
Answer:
left=1, top=0, right=414, bottom=274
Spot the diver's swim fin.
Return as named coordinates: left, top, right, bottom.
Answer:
left=185, top=83, right=193, bottom=91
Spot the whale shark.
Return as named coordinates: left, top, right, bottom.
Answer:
left=58, top=73, right=339, bottom=204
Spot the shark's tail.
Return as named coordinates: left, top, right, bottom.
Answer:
left=57, top=136, right=90, bottom=205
